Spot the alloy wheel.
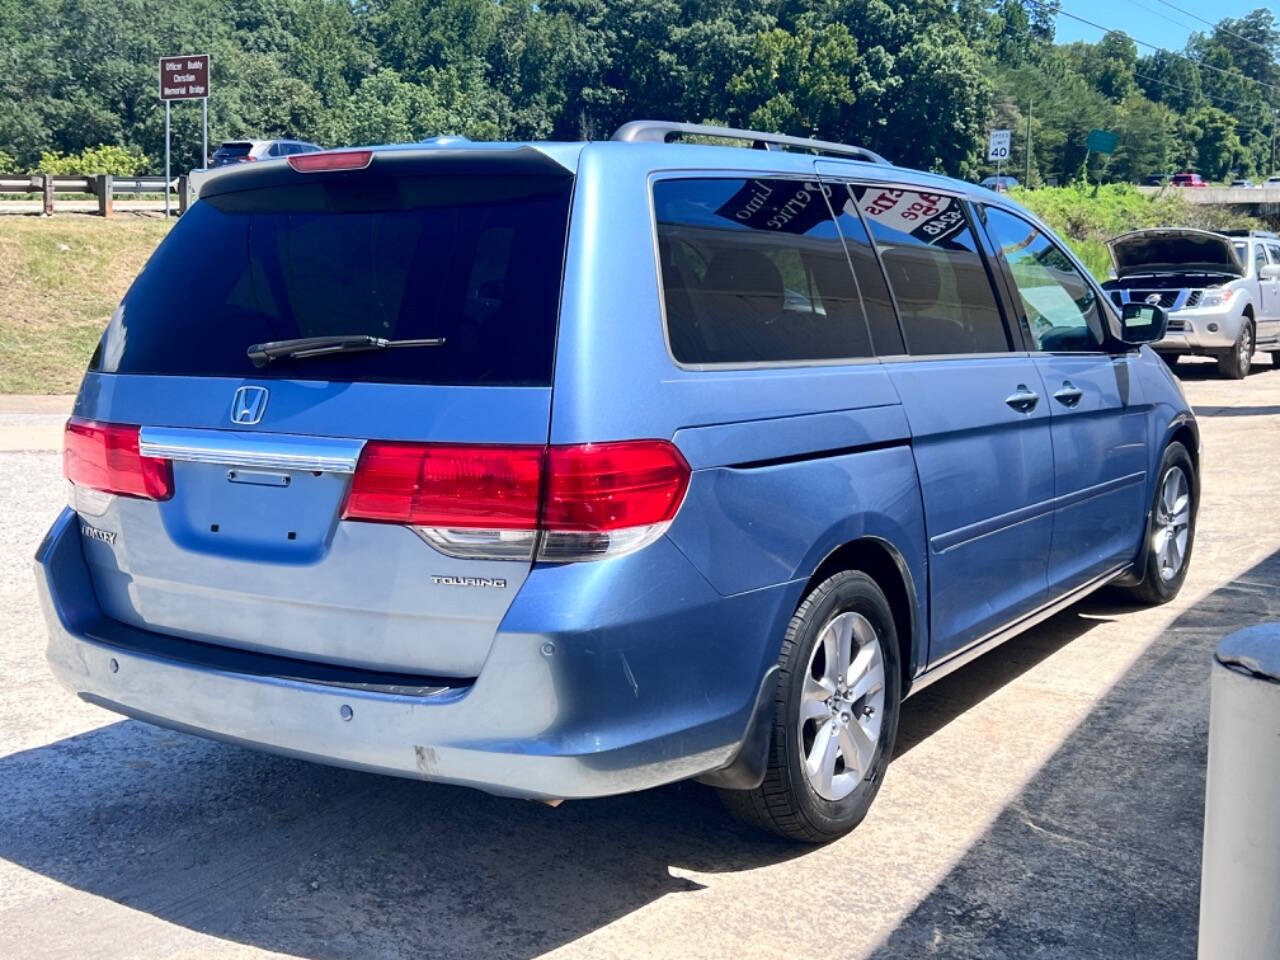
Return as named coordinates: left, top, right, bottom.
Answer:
left=798, top=612, right=886, bottom=801
left=1152, top=465, right=1191, bottom=582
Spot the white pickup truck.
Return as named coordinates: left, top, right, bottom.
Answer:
left=1102, top=229, right=1280, bottom=378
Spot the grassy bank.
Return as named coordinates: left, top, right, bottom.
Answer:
left=0, top=215, right=170, bottom=393
left=1010, top=184, right=1260, bottom=279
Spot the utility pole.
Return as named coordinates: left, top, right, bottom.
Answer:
left=1272, top=110, right=1277, bottom=177
left=1025, top=99, right=1033, bottom=186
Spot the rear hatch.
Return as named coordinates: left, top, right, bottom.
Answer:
left=210, top=142, right=254, bottom=165
left=68, top=146, right=576, bottom=678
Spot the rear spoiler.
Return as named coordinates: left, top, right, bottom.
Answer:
left=187, top=144, right=580, bottom=203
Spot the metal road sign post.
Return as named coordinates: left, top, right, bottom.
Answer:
left=158, top=53, right=210, bottom=217
left=988, top=129, right=1012, bottom=183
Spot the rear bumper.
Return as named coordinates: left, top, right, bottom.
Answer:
left=37, top=508, right=787, bottom=800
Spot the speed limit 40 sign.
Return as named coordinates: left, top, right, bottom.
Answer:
left=988, top=129, right=1012, bottom=162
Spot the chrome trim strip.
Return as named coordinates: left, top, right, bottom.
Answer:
left=138, top=427, right=365, bottom=474
left=906, top=562, right=1130, bottom=697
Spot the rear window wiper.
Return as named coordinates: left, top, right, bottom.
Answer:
left=247, top=335, right=446, bottom=367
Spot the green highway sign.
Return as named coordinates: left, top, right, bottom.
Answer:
left=1086, top=128, right=1118, bottom=155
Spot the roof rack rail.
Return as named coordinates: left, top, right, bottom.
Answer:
left=610, top=120, right=889, bottom=165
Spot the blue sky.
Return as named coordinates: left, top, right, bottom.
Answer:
left=1052, top=0, right=1270, bottom=52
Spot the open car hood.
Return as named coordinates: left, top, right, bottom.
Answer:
left=1107, top=229, right=1245, bottom=279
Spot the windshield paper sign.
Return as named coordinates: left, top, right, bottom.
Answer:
left=714, top=179, right=834, bottom=235
left=845, top=186, right=970, bottom=247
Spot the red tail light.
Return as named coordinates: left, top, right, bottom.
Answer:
left=543, top=442, right=690, bottom=532
left=342, top=439, right=691, bottom=562
left=342, top=442, right=544, bottom=528
left=63, top=418, right=173, bottom=501
left=287, top=149, right=374, bottom=173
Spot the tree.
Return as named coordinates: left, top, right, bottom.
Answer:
left=1136, top=51, right=1204, bottom=115
left=1182, top=106, right=1244, bottom=180
left=0, top=0, right=1274, bottom=185
left=1088, top=31, right=1137, bottom=102
left=1109, top=95, right=1177, bottom=182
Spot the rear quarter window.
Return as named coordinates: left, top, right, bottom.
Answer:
left=653, top=177, right=874, bottom=365
left=93, top=172, right=573, bottom=385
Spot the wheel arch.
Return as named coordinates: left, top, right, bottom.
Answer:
left=802, top=537, right=923, bottom=695
left=1117, top=414, right=1200, bottom=587
left=1168, top=420, right=1199, bottom=475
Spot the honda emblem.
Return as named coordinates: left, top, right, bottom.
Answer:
left=230, top=386, right=269, bottom=425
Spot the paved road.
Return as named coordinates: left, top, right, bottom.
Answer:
left=2, top=358, right=1279, bottom=959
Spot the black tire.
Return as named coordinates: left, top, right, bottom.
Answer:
left=719, top=571, right=902, bottom=843
left=1270, top=351, right=1280, bottom=369
left=1217, top=320, right=1254, bottom=379
left=1122, top=442, right=1197, bottom=605
left=1160, top=353, right=1182, bottom=369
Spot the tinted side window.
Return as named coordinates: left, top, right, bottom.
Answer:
left=825, top=183, right=906, bottom=355
left=1267, top=243, right=1280, bottom=266
left=854, top=187, right=1008, bottom=355
left=654, top=178, right=873, bottom=364
left=983, top=206, right=1104, bottom=352
left=1256, top=243, right=1269, bottom=274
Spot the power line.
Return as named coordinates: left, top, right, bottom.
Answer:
left=1133, top=70, right=1272, bottom=133
left=1027, top=0, right=1280, bottom=97
left=1147, top=0, right=1278, bottom=58
left=1123, top=0, right=1203, bottom=38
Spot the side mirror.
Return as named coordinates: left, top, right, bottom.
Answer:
left=1261, top=264, right=1280, bottom=281
left=1120, top=302, right=1167, bottom=344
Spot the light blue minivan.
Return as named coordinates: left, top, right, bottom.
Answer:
left=36, top=122, right=1197, bottom=841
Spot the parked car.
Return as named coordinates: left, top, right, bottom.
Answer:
left=1266, top=176, right=1280, bottom=188
left=1231, top=178, right=1254, bottom=188
left=39, top=122, right=1198, bottom=842
left=1102, top=229, right=1280, bottom=378
left=1171, top=172, right=1208, bottom=188
left=979, top=174, right=1019, bottom=192
left=1143, top=174, right=1171, bottom=186
left=209, top=139, right=324, bottom=166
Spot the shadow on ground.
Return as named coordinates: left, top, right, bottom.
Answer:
left=1194, top=404, right=1280, bottom=417
left=1173, top=356, right=1280, bottom=381
left=895, top=599, right=1120, bottom=757
left=2, top=556, right=1274, bottom=959
left=0, top=714, right=804, bottom=958
left=869, top=548, right=1280, bottom=960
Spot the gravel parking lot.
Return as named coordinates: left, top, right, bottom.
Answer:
left=2, top=358, right=1279, bottom=960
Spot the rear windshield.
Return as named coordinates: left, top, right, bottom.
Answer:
left=93, top=173, right=573, bottom=385
left=214, top=143, right=251, bottom=158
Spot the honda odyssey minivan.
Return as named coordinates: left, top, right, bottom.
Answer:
left=36, top=121, right=1198, bottom=842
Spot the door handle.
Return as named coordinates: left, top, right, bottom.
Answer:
left=1004, top=385, right=1040, bottom=413
left=1053, top=381, right=1084, bottom=407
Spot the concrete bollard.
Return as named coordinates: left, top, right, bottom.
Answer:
left=177, top=175, right=189, bottom=215
left=96, top=174, right=113, bottom=218
left=41, top=173, right=54, bottom=216
left=1199, top=623, right=1280, bottom=959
